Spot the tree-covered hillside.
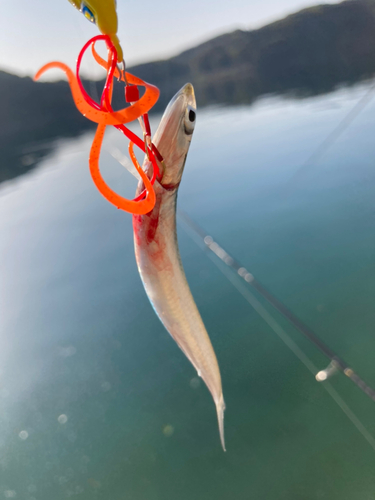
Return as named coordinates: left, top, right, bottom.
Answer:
left=1, top=0, right=375, bottom=182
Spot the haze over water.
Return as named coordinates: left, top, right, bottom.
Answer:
left=0, top=82, right=374, bottom=499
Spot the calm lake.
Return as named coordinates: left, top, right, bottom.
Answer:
left=0, top=82, right=374, bottom=499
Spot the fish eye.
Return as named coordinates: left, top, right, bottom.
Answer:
left=184, top=105, right=196, bottom=135
left=81, top=4, right=96, bottom=23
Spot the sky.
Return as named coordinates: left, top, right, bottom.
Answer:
left=0, top=0, right=341, bottom=80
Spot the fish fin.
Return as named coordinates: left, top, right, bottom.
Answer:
left=215, top=394, right=226, bottom=452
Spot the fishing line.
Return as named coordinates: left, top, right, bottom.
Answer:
left=178, top=211, right=375, bottom=451
left=178, top=210, right=375, bottom=402
left=288, top=79, right=375, bottom=186
left=215, top=262, right=375, bottom=452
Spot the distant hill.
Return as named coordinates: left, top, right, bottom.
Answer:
left=0, top=71, right=92, bottom=182
left=136, top=0, right=375, bottom=108
left=1, top=0, right=375, bottom=183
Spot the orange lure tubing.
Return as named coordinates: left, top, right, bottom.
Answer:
left=34, top=35, right=160, bottom=215
left=90, top=124, right=156, bottom=213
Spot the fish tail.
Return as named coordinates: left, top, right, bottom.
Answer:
left=215, top=394, right=226, bottom=452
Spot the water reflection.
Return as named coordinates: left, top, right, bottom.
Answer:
left=0, top=141, right=54, bottom=184
left=1, top=72, right=374, bottom=188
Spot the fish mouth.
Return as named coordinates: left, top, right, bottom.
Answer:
left=174, top=82, right=196, bottom=111
left=153, top=83, right=196, bottom=148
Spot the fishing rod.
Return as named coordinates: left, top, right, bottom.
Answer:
left=178, top=209, right=375, bottom=403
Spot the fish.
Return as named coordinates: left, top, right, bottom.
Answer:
left=133, top=84, right=226, bottom=450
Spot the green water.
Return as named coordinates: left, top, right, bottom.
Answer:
left=0, top=84, right=374, bottom=499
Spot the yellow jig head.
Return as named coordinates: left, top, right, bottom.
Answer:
left=67, top=0, right=123, bottom=61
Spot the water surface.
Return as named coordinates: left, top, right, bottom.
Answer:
left=1, top=83, right=374, bottom=499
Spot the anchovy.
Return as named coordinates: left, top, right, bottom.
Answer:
left=133, top=84, right=225, bottom=450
